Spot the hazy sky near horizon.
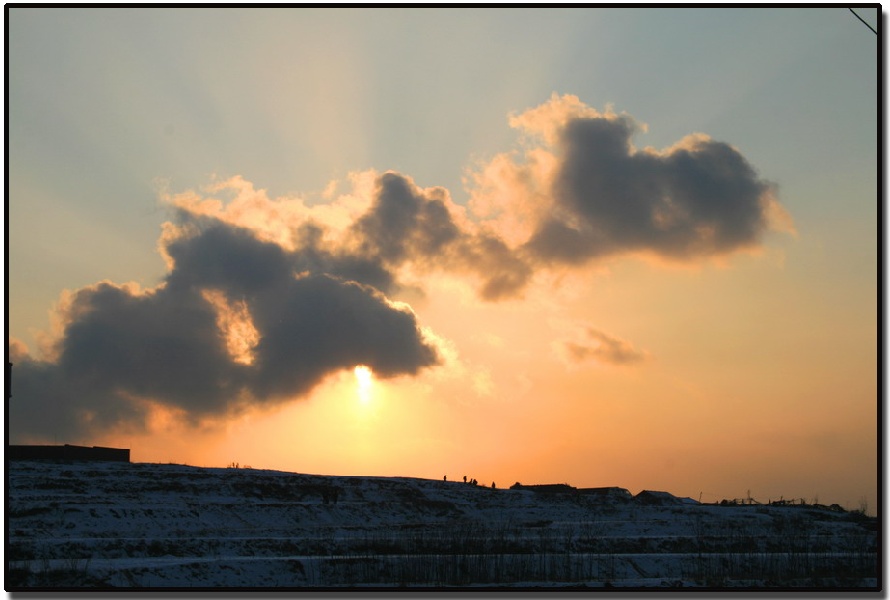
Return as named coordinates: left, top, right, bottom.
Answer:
left=8, top=7, right=878, bottom=510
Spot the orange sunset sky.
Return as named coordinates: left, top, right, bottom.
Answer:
left=7, top=8, right=878, bottom=512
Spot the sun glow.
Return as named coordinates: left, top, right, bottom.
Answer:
left=354, top=365, right=374, bottom=403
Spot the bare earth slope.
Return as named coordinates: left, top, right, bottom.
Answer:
left=6, top=460, right=878, bottom=589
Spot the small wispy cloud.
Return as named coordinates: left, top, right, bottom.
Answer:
left=554, top=326, right=649, bottom=367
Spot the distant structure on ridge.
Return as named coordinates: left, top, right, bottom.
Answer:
left=9, top=444, right=130, bottom=462
left=6, top=362, right=130, bottom=463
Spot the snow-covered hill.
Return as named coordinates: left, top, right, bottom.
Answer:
left=6, top=460, right=878, bottom=589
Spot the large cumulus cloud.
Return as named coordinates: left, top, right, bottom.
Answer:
left=527, top=119, right=774, bottom=262
left=9, top=94, right=792, bottom=441
left=470, top=93, right=792, bottom=265
left=10, top=212, right=441, bottom=441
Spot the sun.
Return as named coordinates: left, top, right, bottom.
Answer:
left=353, top=365, right=373, bottom=403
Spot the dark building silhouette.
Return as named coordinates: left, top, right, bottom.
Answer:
left=510, top=483, right=576, bottom=494
left=9, top=444, right=130, bottom=462
left=634, top=490, right=687, bottom=506
left=578, top=487, right=634, bottom=502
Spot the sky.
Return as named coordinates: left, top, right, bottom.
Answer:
left=7, top=7, right=879, bottom=512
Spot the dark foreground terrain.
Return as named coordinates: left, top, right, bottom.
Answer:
left=6, top=460, right=879, bottom=589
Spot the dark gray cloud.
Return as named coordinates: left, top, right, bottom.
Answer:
left=165, top=216, right=294, bottom=295
left=8, top=282, right=235, bottom=441
left=57, top=282, right=241, bottom=414
left=351, top=173, right=460, bottom=264
left=293, top=222, right=398, bottom=294
left=451, top=234, right=532, bottom=301
left=350, top=172, right=533, bottom=300
left=9, top=349, right=150, bottom=443
left=165, top=215, right=398, bottom=296
left=10, top=213, right=440, bottom=441
left=524, top=115, right=777, bottom=263
left=246, top=273, right=438, bottom=399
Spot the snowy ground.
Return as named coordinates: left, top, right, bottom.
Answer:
left=6, top=460, right=879, bottom=589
